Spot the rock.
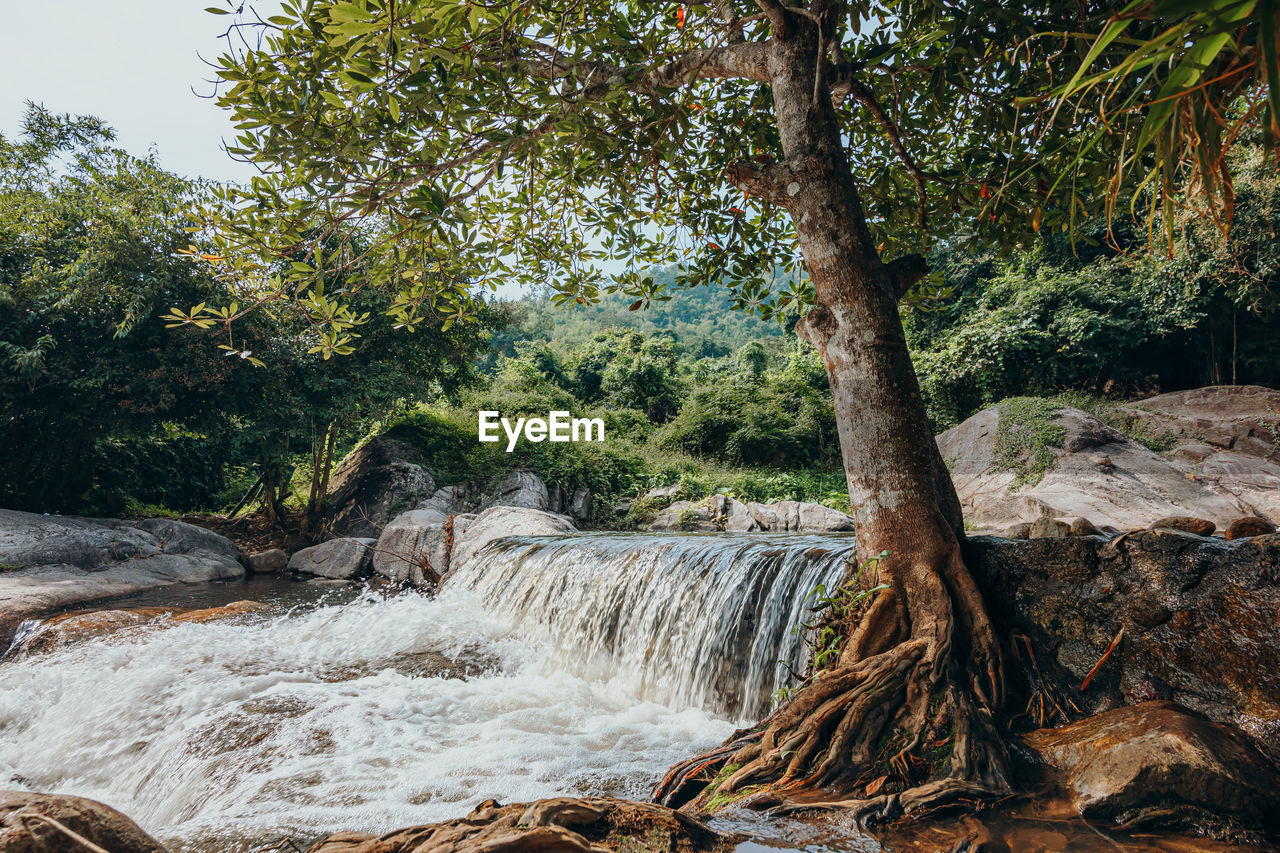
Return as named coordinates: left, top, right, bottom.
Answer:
left=937, top=406, right=1255, bottom=531
left=569, top=486, right=593, bottom=521
left=288, top=538, right=376, bottom=579
left=415, top=485, right=472, bottom=516
left=649, top=500, right=716, bottom=531
left=324, top=429, right=436, bottom=538
left=1148, top=516, right=1216, bottom=537
left=248, top=548, right=289, bottom=573
left=1225, top=516, right=1278, bottom=540
left=303, top=796, right=721, bottom=853
left=0, top=509, right=244, bottom=650
left=1119, top=386, right=1280, bottom=463
left=0, top=790, right=167, bottom=853
left=643, top=484, right=682, bottom=503
left=651, top=496, right=855, bottom=533
left=724, top=497, right=762, bottom=533
left=1063, top=516, right=1102, bottom=537
left=479, top=469, right=550, bottom=512
left=13, top=600, right=268, bottom=655
left=1024, top=702, right=1280, bottom=834
left=998, top=522, right=1032, bottom=539
left=450, top=506, right=577, bottom=573
left=1028, top=517, right=1071, bottom=539
left=1199, top=451, right=1280, bottom=526
left=373, top=509, right=451, bottom=588
left=964, top=532, right=1280, bottom=762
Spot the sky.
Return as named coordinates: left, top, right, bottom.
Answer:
left=1, top=1, right=281, bottom=184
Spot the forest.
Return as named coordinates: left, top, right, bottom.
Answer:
left=3, top=1, right=1280, bottom=851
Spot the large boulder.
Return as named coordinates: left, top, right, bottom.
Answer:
left=287, top=537, right=376, bottom=579
left=479, top=469, right=550, bottom=512
left=0, top=510, right=244, bottom=649
left=450, top=506, right=577, bottom=573
left=965, top=532, right=1280, bottom=761
left=938, top=406, right=1255, bottom=531
left=0, top=790, right=167, bottom=853
left=1024, top=702, right=1280, bottom=835
left=324, top=429, right=435, bottom=538
left=373, top=508, right=452, bottom=588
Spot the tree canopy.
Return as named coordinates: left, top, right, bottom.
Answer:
left=195, top=0, right=1277, bottom=342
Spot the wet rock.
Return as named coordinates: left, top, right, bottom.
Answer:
left=288, top=538, right=376, bottom=579
left=0, top=790, right=167, bottom=853
left=1023, top=702, right=1280, bottom=835
left=965, top=532, right=1280, bottom=762
left=450, top=506, right=577, bottom=573
left=248, top=548, right=289, bottom=573
left=0, top=509, right=244, bottom=650
left=324, top=429, right=436, bottom=538
left=1148, top=516, right=1215, bottom=537
left=479, top=469, right=550, bottom=512
left=1225, top=516, right=1278, bottom=539
left=12, top=600, right=268, bottom=656
left=374, top=509, right=451, bottom=588
left=304, top=796, right=722, bottom=853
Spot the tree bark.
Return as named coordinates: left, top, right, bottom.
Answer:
left=655, top=12, right=1010, bottom=822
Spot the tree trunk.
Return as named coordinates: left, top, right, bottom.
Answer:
left=655, top=15, right=1010, bottom=821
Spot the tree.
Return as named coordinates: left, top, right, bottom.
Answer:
left=0, top=106, right=238, bottom=511
left=200, top=0, right=1277, bottom=819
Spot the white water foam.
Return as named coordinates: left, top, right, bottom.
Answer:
left=0, top=533, right=854, bottom=851
left=0, top=590, right=733, bottom=850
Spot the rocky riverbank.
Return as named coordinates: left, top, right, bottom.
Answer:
left=0, top=510, right=244, bottom=649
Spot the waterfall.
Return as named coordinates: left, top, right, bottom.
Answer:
left=0, top=531, right=857, bottom=851
left=447, top=532, right=857, bottom=721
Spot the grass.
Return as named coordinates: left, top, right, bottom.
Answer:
left=993, top=397, right=1066, bottom=489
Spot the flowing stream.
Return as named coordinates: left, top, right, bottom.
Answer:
left=0, top=532, right=856, bottom=852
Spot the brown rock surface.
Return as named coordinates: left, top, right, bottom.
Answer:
left=1226, top=517, right=1278, bottom=540
left=0, top=790, right=167, bottom=853
left=1148, top=516, right=1216, bottom=536
left=12, top=600, right=268, bottom=655
left=1024, top=702, right=1280, bottom=834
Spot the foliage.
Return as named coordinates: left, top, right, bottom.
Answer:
left=908, top=153, right=1280, bottom=430
left=0, top=106, right=239, bottom=511
left=193, top=0, right=1276, bottom=347
left=0, top=106, right=495, bottom=517
left=992, top=397, right=1066, bottom=489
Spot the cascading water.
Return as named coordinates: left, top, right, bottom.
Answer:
left=448, top=533, right=857, bottom=721
left=0, top=532, right=857, bottom=852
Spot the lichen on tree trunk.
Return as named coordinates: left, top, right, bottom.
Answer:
left=655, top=9, right=1012, bottom=823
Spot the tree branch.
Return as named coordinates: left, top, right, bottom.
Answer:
left=524, top=40, right=773, bottom=92
left=839, top=76, right=951, bottom=225
left=886, top=253, right=929, bottom=301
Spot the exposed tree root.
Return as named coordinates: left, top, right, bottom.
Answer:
left=655, top=536, right=1014, bottom=825
left=305, top=796, right=726, bottom=853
